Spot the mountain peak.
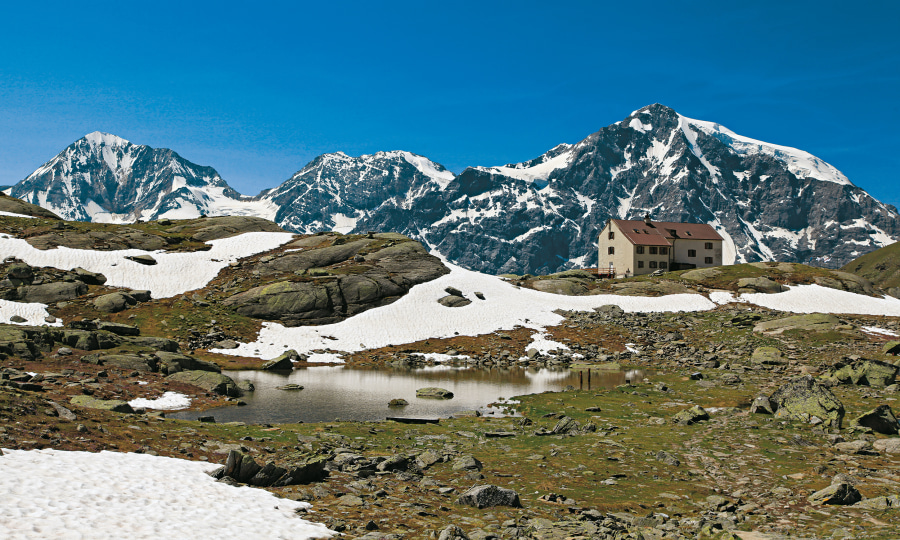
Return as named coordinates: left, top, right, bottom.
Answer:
left=82, top=132, right=131, bottom=148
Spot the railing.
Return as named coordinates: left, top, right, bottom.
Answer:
left=597, top=266, right=615, bottom=278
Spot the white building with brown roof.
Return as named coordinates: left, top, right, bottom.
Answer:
left=597, top=215, right=724, bottom=277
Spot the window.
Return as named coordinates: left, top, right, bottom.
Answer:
left=649, top=246, right=658, bottom=255
left=705, top=257, right=713, bottom=264
left=668, top=229, right=677, bottom=236
left=705, top=242, right=713, bottom=250
left=685, top=231, right=692, bottom=236
left=659, top=261, right=667, bottom=269
left=633, top=228, right=640, bottom=233
left=659, top=247, right=668, bottom=255
left=636, top=246, right=644, bottom=254
left=688, top=249, right=696, bottom=257
left=649, top=261, right=658, bottom=268
left=637, top=260, right=644, bottom=268
left=608, top=247, right=615, bottom=255
left=608, top=232, right=615, bottom=240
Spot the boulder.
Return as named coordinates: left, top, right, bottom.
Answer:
left=72, top=267, right=107, bottom=285
left=594, top=304, right=625, bottom=317
left=261, top=349, right=297, bottom=370
left=770, top=376, right=844, bottom=427
left=451, top=455, right=483, bottom=472
left=737, top=277, right=785, bottom=293
left=98, top=354, right=158, bottom=373
left=7, top=263, right=33, bottom=280
left=672, top=405, right=710, bottom=425
left=167, top=370, right=239, bottom=396
left=439, top=294, right=471, bottom=307
left=834, top=440, right=877, bottom=455
left=94, top=292, right=136, bottom=313
left=679, top=267, right=722, bottom=282
left=127, top=336, right=178, bottom=352
left=96, top=321, right=140, bottom=336
left=822, top=358, right=898, bottom=387
left=749, top=396, right=776, bottom=415
left=388, top=398, right=408, bottom=407
left=883, top=341, right=900, bottom=355
left=458, top=485, right=522, bottom=508
left=873, top=438, right=900, bottom=454
left=126, top=254, right=157, bottom=266
left=438, top=525, right=470, bottom=540
left=416, top=387, right=454, bottom=399
left=852, top=405, right=900, bottom=435
left=551, top=416, right=581, bottom=434
left=129, top=290, right=152, bottom=302
left=15, top=282, right=87, bottom=303
left=155, top=351, right=220, bottom=374
left=70, top=395, right=134, bottom=414
left=807, top=483, right=862, bottom=505
left=753, top=313, right=840, bottom=334
left=750, top=347, right=785, bottom=365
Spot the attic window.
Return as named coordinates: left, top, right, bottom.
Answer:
left=668, top=229, right=677, bottom=236
left=633, top=228, right=640, bottom=233
left=685, top=231, right=692, bottom=236
left=643, top=229, right=649, bottom=234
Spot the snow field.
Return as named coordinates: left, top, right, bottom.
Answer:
left=215, top=260, right=717, bottom=361
left=0, top=448, right=332, bottom=540
left=0, top=231, right=296, bottom=298
left=0, top=299, right=61, bottom=326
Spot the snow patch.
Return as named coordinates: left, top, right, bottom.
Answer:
left=128, top=391, right=191, bottom=410
left=0, top=449, right=332, bottom=540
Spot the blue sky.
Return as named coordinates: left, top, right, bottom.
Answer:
left=1, top=1, right=898, bottom=208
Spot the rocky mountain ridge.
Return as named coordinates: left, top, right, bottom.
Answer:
left=7, top=105, right=898, bottom=273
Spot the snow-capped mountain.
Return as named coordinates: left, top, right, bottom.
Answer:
left=9, top=132, right=276, bottom=223
left=260, top=150, right=454, bottom=235
left=419, top=104, right=899, bottom=273
left=9, top=106, right=899, bottom=273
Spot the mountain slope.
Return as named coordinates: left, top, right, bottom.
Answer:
left=841, top=241, right=900, bottom=295
left=9, top=132, right=276, bottom=223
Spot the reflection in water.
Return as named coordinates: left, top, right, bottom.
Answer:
left=170, top=366, right=650, bottom=424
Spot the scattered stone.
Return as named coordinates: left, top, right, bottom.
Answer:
left=451, top=455, right=482, bottom=472
left=458, top=485, right=522, bottom=508
left=438, top=525, right=469, bottom=540
left=737, top=277, right=784, bottom=293
left=48, top=401, right=76, bottom=421
left=9, top=315, right=26, bottom=323
left=551, top=416, right=580, bottom=434
left=834, top=440, right=878, bottom=455
left=388, top=398, right=408, bottom=407
left=276, top=384, right=304, bottom=391
left=656, top=450, right=680, bottom=466
left=439, top=295, right=471, bottom=308
left=166, top=370, right=239, bottom=396
left=873, top=438, right=900, bottom=453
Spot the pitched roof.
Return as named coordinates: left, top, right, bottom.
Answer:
left=610, top=219, right=723, bottom=246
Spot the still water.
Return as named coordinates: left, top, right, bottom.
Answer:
left=170, top=365, right=649, bottom=424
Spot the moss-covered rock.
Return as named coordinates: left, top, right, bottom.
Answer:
left=852, top=404, right=900, bottom=434
left=70, top=395, right=134, bottom=413
left=770, top=376, right=844, bottom=428
left=753, top=313, right=840, bottom=334
left=750, top=346, right=785, bottom=365
left=821, top=358, right=898, bottom=387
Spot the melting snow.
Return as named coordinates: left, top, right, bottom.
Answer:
left=128, top=391, right=191, bottom=410
left=478, top=149, right=574, bottom=183
left=0, top=299, right=61, bottom=326
left=0, top=211, right=36, bottom=219
left=0, top=448, right=332, bottom=540
left=0, top=231, right=295, bottom=298
left=860, top=326, right=899, bottom=337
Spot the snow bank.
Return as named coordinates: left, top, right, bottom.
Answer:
left=0, top=299, right=61, bottom=326
left=128, top=391, right=191, bottom=410
left=0, top=211, right=36, bottom=219
left=0, top=448, right=332, bottom=540
left=214, top=260, right=716, bottom=360
left=0, top=231, right=295, bottom=298
left=739, top=284, right=900, bottom=316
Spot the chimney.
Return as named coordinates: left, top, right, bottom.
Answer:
left=644, top=213, right=652, bottom=226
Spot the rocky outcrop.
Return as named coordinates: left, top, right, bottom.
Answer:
left=852, top=404, right=900, bottom=434
left=223, top=235, right=448, bottom=325
left=0, top=194, right=61, bottom=219
left=416, top=387, right=454, bottom=399
left=69, top=395, right=134, bottom=413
